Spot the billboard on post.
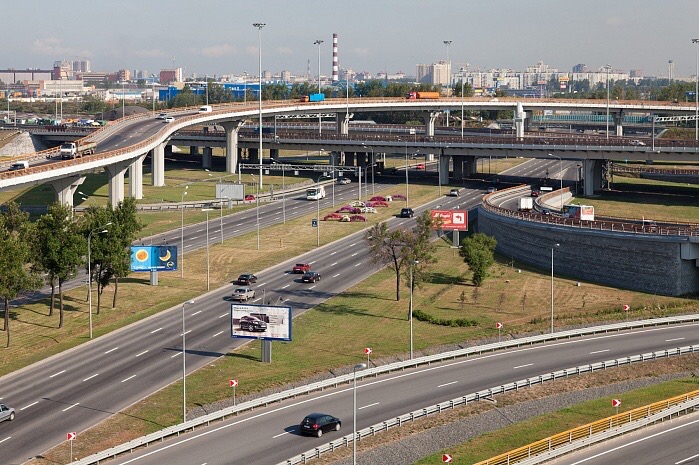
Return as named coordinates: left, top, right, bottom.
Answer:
left=231, top=304, right=292, bottom=342
left=130, top=245, right=178, bottom=272
left=430, top=210, right=469, bottom=231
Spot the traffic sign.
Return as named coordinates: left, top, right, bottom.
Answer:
left=495, top=322, right=503, bottom=329
left=311, top=219, right=318, bottom=227
left=67, top=432, right=76, bottom=441
left=364, top=347, right=372, bottom=355
left=623, top=304, right=630, bottom=311
left=443, top=454, right=453, bottom=463
left=229, top=379, right=238, bottom=387
left=612, top=399, right=621, bottom=407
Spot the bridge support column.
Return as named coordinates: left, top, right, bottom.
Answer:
left=128, top=154, right=146, bottom=199
left=248, top=148, right=260, bottom=164
left=201, top=147, right=212, bottom=169
left=614, top=112, right=624, bottom=136
left=336, top=112, right=352, bottom=135
left=438, top=154, right=449, bottom=185
left=105, top=160, right=130, bottom=205
left=524, top=110, right=533, bottom=132
left=514, top=102, right=526, bottom=139
left=221, top=121, right=245, bottom=174
left=583, top=159, right=603, bottom=195
left=332, top=151, right=343, bottom=166
left=423, top=111, right=440, bottom=137
left=345, top=152, right=356, bottom=167
left=269, top=148, right=279, bottom=161
left=151, top=144, right=165, bottom=186
left=50, top=175, right=86, bottom=208
left=190, top=146, right=198, bottom=157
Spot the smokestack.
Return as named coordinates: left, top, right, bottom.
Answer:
left=332, top=33, right=339, bottom=82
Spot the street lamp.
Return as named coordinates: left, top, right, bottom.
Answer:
left=547, top=153, right=563, bottom=209
left=87, top=222, right=111, bottom=339
left=121, top=81, right=126, bottom=119
left=409, top=260, right=419, bottom=359
left=201, top=208, right=213, bottom=290
left=353, top=363, right=367, bottom=465
left=362, top=144, right=375, bottom=196
left=182, top=299, right=195, bottom=422
left=551, top=244, right=559, bottom=334
left=206, top=170, right=225, bottom=245
left=314, top=39, right=324, bottom=135
left=253, top=22, right=265, bottom=189
left=180, top=186, right=188, bottom=278
left=693, top=38, right=699, bottom=141
left=204, top=75, right=209, bottom=106
left=605, top=64, right=612, bottom=140
left=443, top=40, right=452, bottom=89
left=251, top=174, right=261, bottom=250
left=460, top=67, right=466, bottom=139
left=316, top=173, right=332, bottom=246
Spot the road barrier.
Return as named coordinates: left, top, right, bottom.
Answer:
left=69, top=315, right=699, bottom=464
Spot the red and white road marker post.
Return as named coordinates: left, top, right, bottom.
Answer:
left=230, top=379, right=238, bottom=405
left=612, top=398, right=621, bottom=415
left=623, top=304, right=630, bottom=321
left=496, top=322, right=503, bottom=342
left=364, top=347, right=372, bottom=366
left=443, top=453, right=453, bottom=462
left=67, top=432, right=76, bottom=462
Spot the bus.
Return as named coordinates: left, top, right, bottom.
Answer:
left=306, top=186, right=326, bottom=200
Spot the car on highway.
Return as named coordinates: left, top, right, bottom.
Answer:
left=156, top=113, right=167, bottom=120
left=530, top=190, right=540, bottom=197
left=231, top=287, right=255, bottom=302
left=299, top=413, right=341, bottom=437
left=292, top=263, right=311, bottom=273
left=399, top=208, right=414, bottom=218
left=630, top=139, right=646, bottom=146
left=244, top=194, right=255, bottom=201
left=448, top=188, right=460, bottom=197
left=237, top=273, right=257, bottom=285
left=302, top=271, right=321, bottom=283
left=338, top=177, right=351, bottom=184
left=486, top=186, right=497, bottom=194
left=163, top=116, right=175, bottom=123
left=416, top=163, right=426, bottom=170
left=238, top=315, right=267, bottom=332
left=8, top=161, right=29, bottom=171
left=0, top=404, right=15, bottom=422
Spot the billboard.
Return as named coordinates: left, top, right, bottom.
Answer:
left=430, top=210, right=469, bottom=231
left=231, top=304, right=292, bottom=341
left=216, top=182, right=245, bottom=201
left=130, top=245, right=178, bottom=272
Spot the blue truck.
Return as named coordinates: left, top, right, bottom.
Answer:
left=300, top=93, right=325, bottom=102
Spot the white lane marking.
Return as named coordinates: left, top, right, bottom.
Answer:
left=151, top=328, right=163, bottom=334
left=83, top=373, right=99, bottom=382
left=191, top=310, right=202, bottom=316
left=196, top=229, right=204, bottom=232
left=351, top=252, right=358, bottom=257
left=309, top=285, right=316, bottom=290
left=182, top=330, right=192, bottom=336
left=330, top=262, right=337, bottom=266
left=349, top=242, right=356, bottom=247
left=190, top=236, right=198, bottom=240
left=171, top=352, right=182, bottom=358
left=185, top=245, right=193, bottom=248
left=0, top=437, right=11, bottom=444
left=589, top=349, right=610, bottom=355
left=122, top=375, right=137, bottom=383
left=213, top=331, right=224, bottom=337
left=20, top=401, right=38, bottom=410
left=333, top=274, right=340, bottom=278
left=358, top=402, right=379, bottom=410
left=354, top=263, right=362, bottom=267
left=233, top=229, right=240, bottom=233
left=219, top=313, right=228, bottom=319
left=513, top=363, right=532, bottom=369
left=666, top=337, right=685, bottom=342
left=437, top=381, right=458, bottom=388
left=105, top=347, right=119, bottom=354
left=282, top=284, right=290, bottom=289
left=50, top=370, right=66, bottom=378
left=273, top=431, right=292, bottom=439
left=135, top=350, right=149, bottom=357
left=330, top=251, right=337, bottom=255
left=62, top=403, right=80, bottom=412
left=677, top=453, right=699, bottom=465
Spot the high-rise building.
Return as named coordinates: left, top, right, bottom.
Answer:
left=572, top=63, right=587, bottom=73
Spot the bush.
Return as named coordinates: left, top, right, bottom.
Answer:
left=412, top=309, right=478, bottom=327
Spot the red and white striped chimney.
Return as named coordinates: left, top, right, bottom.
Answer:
left=332, top=33, right=339, bottom=82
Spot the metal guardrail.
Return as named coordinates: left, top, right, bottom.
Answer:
left=476, top=389, right=699, bottom=465
left=280, top=346, right=699, bottom=465
left=69, top=314, right=699, bottom=465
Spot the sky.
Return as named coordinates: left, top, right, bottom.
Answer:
left=2, top=0, right=699, bottom=79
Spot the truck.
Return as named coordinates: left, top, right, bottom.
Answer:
left=300, top=93, right=325, bottom=102
left=60, top=141, right=97, bottom=159
left=406, top=91, right=440, bottom=100
left=306, top=186, right=326, bottom=200
left=518, top=197, right=533, bottom=211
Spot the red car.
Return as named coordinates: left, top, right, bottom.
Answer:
left=292, top=263, right=311, bottom=274
left=416, top=164, right=426, bottom=170
left=244, top=194, right=255, bottom=201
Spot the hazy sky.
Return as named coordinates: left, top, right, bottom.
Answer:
left=3, top=0, right=699, bottom=79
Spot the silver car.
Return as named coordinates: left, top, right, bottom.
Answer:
left=0, top=404, right=15, bottom=422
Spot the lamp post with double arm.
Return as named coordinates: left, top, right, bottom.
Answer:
left=182, top=299, right=195, bottom=422
left=87, top=222, right=111, bottom=339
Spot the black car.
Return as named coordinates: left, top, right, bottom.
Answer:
left=299, top=413, right=341, bottom=437
left=302, top=271, right=321, bottom=283
left=399, top=208, right=414, bottom=218
left=237, top=273, right=257, bottom=285
left=239, top=315, right=267, bottom=332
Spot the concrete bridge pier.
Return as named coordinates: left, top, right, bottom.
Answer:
left=128, top=154, right=146, bottom=199
left=50, top=175, right=86, bottom=208
left=270, top=148, right=279, bottom=161
left=345, top=152, right=356, bottom=167
left=105, top=160, right=131, bottom=205
left=221, top=121, right=245, bottom=174
left=614, top=112, right=624, bottom=136
left=438, top=153, right=449, bottom=184
left=190, top=146, right=198, bottom=157
left=248, top=148, right=260, bottom=164
left=514, top=103, right=526, bottom=139
left=151, top=144, right=165, bottom=187
left=337, top=112, right=352, bottom=136
left=423, top=111, right=440, bottom=137
left=583, top=158, right=604, bottom=195
left=201, top=147, right=212, bottom=169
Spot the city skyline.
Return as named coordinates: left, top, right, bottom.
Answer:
left=2, top=0, right=698, bottom=79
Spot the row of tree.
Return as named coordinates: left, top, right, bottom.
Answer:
left=0, top=198, right=142, bottom=347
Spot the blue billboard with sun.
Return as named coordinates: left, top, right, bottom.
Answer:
left=130, top=245, right=178, bottom=272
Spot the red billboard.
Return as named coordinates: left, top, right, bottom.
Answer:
left=430, top=210, right=469, bottom=231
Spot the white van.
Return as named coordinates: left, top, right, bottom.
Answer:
left=198, top=105, right=213, bottom=114
left=306, top=186, right=326, bottom=200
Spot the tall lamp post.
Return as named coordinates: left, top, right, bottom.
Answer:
left=460, top=67, right=467, bottom=139
left=121, top=81, right=126, bottom=119
left=547, top=153, right=563, bottom=209
left=314, top=39, right=324, bottom=135
left=550, top=244, right=559, bottom=334
left=253, top=22, right=265, bottom=189
left=605, top=64, right=612, bottom=140
left=693, top=38, right=699, bottom=141
left=180, top=186, right=188, bottom=278
left=201, top=208, right=213, bottom=290
left=87, top=222, right=111, bottom=339
left=251, top=174, right=261, bottom=250
left=362, top=144, right=375, bottom=196
left=443, top=40, right=452, bottom=89
left=182, top=299, right=195, bottom=422
left=316, top=174, right=332, bottom=246
left=353, top=363, right=367, bottom=465
left=409, top=260, right=419, bottom=359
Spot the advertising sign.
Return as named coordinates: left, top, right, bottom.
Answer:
left=216, top=182, right=244, bottom=201
left=130, top=245, right=178, bottom=272
left=230, top=304, right=292, bottom=342
left=430, top=210, right=469, bottom=231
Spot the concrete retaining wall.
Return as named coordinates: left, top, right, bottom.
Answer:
left=477, top=207, right=699, bottom=296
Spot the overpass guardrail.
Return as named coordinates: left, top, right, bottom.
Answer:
left=69, top=314, right=699, bottom=465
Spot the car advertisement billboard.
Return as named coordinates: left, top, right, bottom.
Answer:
left=230, top=304, right=292, bottom=341
left=130, top=245, right=178, bottom=272
left=430, top=210, right=469, bottom=231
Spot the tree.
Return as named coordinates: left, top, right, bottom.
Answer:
left=81, top=205, right=114, bottom=315
left=459, top=233, right=497, bottom=287
left=33, top=203, right=86, bottom=327
left=107, top=198, right=143, bottom=308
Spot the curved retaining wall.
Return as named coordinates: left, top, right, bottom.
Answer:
left=477, top=206, right=699, bottom=296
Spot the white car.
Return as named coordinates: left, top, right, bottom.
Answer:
left=0, top=404, right=15, bottom=422
left=163, top=116, right=175, bottom=123
left=338, top=178, right=351, bottom=185
left=630, top=139, right=646, bottom=146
